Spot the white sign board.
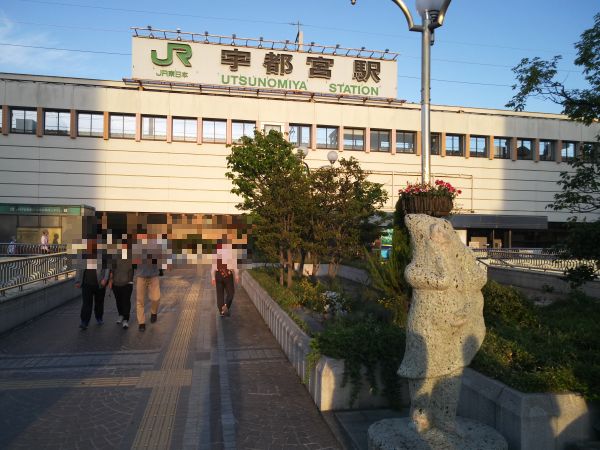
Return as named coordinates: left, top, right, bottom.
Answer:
left=131, top=37, right=397, bottom=98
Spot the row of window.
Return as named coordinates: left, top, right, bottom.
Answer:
left=0, top=107, right=591, bottom=162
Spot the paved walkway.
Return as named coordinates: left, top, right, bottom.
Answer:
left=0, top=266, right=341, bottom=449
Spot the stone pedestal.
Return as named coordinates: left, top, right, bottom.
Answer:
left=368, top=417, right=507, bottom=450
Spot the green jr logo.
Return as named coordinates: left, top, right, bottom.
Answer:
left=151, top=43, right=192, bottom=67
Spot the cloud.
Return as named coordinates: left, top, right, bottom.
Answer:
left=0, top=13, right=91, bottom=75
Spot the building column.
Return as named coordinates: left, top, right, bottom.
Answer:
left=489, top=135, right=495, bottom=160
left=36, top=107, right=43, bottom=137
left=226, top=118, right=232, bottom=145
left=135, top=113, right=141, bottom=142
left=390, top=129, right=396, bottom=155
left=166, top=115, right=172, bottom=143
left=364, top=128, right=370, bottom=153
left=2, top=105, right=9, bottom=135
left=197, top=117, right=203, bottom=144
left=103, top=112, right=109, bottom=140
left=440, top=132, right=446, bottom=157
left=415, top=131, right=421, bottom=157
left=338, top=126, right=344, bottom=152
left=464, top=133, right=470, bottom=159
left=70, top=109, right=77, bottom=139
left=556, top=139, right=563, bottom=163
left=511, top=137, right=518, bottom=161
left=311, top=124, right=317, bottom=150
left=533, top=138, right=540, bottom=162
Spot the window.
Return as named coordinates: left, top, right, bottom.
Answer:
left=316, top=125, right=338, bottom=149
left=110, top=114, right=136, bottom=139
left=77, top=112, right=104, bottom=137
left=142, top=116, right=167, bottom=140
left=344, top=128, right=364, bottom=151
left=538, top=140, right=554, bottom=161
left=44, top=110, right=70, bottom=136
left=371, top=129, right=390, bottom=152
left=395, top=131, right=414, bottom=153
left=445, top=134, right=464, bottom=156
left=202, top=119, right=226, bottom=143
left=431, top=133, right=440, bottom=155
left=494, top=137, right=511, bottom=159
left=517, top=138, right=533, bottom=160
left=562, top=141, right=576, bottom=163
left=289, top=124, right=311, bottom=147
left=581, top=141, right=599, bottom=162
left=172, top=117, right=197, bottom=142
left=232, top=121, right=255, bottom=142
left=470, top=136, right=487, bottom=158
left=11, top=108, right=37, bottom=134
left=263, top=124, right=282, bottom=134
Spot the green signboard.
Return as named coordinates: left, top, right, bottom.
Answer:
left=0, top=204, right=90, bottom=216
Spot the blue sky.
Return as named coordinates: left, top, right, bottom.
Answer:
left=0, top=0, right=598, bottom=114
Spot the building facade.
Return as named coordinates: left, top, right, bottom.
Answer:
left=0, top=71, right=598, bottom=248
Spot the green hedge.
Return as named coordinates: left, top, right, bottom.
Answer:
left=472, top=281, right=599, bottom=400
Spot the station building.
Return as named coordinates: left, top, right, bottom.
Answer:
left=0, top=29, right=599, bottom=249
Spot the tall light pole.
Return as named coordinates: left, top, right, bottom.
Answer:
left=351, top=0, right=451, bottom=184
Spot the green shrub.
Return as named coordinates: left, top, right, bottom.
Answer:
left=309, top=317, right=405, bottom=408
left=473, top=281, right=600, bottom=400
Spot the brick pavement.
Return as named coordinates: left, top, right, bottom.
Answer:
left=0, top=266, right=341, bottom=450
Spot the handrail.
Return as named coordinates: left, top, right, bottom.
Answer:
left=0, top=253, right=75, bottom=296
left=0, top=243, right=67, bottom=256
left=472, top=247, right=599, bottom=277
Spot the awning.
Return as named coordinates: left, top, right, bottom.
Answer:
left=449, top=214, right=548, bottom=230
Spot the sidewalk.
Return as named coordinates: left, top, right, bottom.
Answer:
left=0, top=266, right=342, bottom=449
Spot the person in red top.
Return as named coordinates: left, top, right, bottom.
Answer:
left=211, top=234, right=239, bottom=317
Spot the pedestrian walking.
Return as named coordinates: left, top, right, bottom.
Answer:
left=211, top=234, right=239, bottom=317
left=40, top=230, right=49, bottom=254
left=133, top=233, right=162, bottom=332
left=74, top=239, right=109, bottom=330
left=7, top=236, right=16, bottom=255
left=109, top=242, right=134, bottom=329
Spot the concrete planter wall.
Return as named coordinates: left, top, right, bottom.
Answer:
left=241, top=270, right=393, bottom=411
left=243, top=268, right=599, bottom=449
left=488, top=266, right=600, bottom=299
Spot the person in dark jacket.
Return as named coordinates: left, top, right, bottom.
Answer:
left=109, top=240, right=134, bottom=329
left=74, top=239, right=110, bottom=330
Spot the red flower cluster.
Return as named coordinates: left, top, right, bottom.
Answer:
left=398, top=179, right=462, bottom=200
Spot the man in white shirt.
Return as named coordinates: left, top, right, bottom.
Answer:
left=211, top=235, right=238, bottom=317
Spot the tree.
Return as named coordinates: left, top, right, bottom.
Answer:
left=226, top=130, right=310, bottom=288
left=507, top=13, right=600, bottom=285
left=309, top=157, right=388, bottom=277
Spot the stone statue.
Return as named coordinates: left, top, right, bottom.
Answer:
left=368, top=214, right=507, bottom=449
left=399, top=213, right=487, bottom=435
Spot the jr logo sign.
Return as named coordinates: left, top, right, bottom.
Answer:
left=151, top=43, right=192, bottom=67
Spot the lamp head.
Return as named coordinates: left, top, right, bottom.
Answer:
left=416, top=0, right=451, bottom=26
left=298, top=146, right=309, bottom=158
left=327, top=150, right=338, bottom=165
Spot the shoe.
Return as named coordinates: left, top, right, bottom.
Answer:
left=116, top=315, right=123, bottom=324
left=122, top=320, right=129, bottom=329
left=96, top=318, right=104, bottom=325
left=221, top=305, right=229, bottom=316
left=79, top=322, right=88, bottom=330
left=150, top=313, right=157, bottom=323
left=139, top=324, right=146, bottom=331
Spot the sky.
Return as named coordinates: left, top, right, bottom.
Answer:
left=0, top=0, right=598, bottom=114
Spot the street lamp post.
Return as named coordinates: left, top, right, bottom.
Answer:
left=351, top=0, right=451, bottom=184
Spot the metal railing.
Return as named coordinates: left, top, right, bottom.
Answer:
left=0, top=253, right=75, bottom=295
left=0, top=243, right=67, bottom=256
left=472, top=247, right=597, bottom=275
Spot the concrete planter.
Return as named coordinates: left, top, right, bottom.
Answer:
left=241, top=270, right=395, bottom=411
left=242, top=268, right=599, bottom=449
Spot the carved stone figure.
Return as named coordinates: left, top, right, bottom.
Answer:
left=367, top=214, right=507, bottom=449
left=398, top=214, right=487, bottom=435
